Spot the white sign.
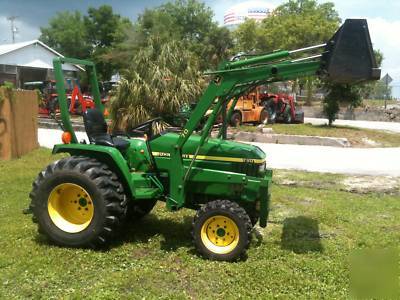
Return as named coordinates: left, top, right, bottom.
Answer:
left=381, top=73, right=393, bottom=85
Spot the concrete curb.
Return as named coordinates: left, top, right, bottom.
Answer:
left=233, top=131, right=351, bottom=147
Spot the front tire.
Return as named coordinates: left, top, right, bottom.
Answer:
left=126, top=199, right=157, bottom=221
left=192, top=200, right=252, bottom=261
left=30, top=156, right=127, bottom=248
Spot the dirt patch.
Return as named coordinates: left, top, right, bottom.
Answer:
left=274, top=170, right=400, bottom=195
left=276, top=178, right=339, bottom=190
left=279, top=179, right=297, bottom=186
left=361, top=137, right=381, bottom=147
left=342, top=176, right=400, bottom=195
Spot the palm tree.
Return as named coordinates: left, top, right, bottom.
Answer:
left=109, top=38, right=204, bottom=131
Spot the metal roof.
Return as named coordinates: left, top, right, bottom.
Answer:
left=0, top=40, right=83, bottom=71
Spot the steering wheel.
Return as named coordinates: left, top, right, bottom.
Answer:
left=129, top=117, right=163, bottom=139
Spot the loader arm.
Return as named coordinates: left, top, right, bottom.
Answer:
left=167, top=19, right=380, bottom=209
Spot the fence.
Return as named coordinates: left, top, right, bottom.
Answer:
left=0, top=88, right=38, bottom=160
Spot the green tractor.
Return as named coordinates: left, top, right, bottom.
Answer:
left=28, top=19, right=379, bottom=261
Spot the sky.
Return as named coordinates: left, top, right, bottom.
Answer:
left=1, top=0, right=400, bottom=97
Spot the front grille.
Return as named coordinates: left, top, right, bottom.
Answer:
left=236, top=162, right=259, bottom=177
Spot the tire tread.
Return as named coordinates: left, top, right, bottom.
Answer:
left=29, top=155, right=127, bottom=248
left=191, top=200, right=252, bottom=261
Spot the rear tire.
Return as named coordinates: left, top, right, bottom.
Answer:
left=284, top=112, right=292, bottom=124
left=297, top=111, right=305, bottom=123
left=48, top=97, right=59, bottom=114
left=265, top=100, right=276, bottom=124
left=268, top=111, right=276, bottom=124
left=192, top=200, right=252, bottom=261
left=30, top=156, right=127, bottom=248
left=259, top=109, right=269, bottom=124
left=230, top=112, right=242, bottom=127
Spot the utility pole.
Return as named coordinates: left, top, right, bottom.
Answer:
left=7, top=16, right=19, bottom=43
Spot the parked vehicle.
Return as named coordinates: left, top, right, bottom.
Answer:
left=23, top=80, right=59, bottom=115
left=26, top=19, right=379, bottom=261
left=228, top=87, right=269, bottom=126
left=263, top=93, right=305, bottom=124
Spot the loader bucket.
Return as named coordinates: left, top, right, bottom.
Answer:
left=322, top=19, right=381, bottom=83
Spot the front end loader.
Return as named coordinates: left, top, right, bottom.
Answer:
left=28, top=19, right=379, bottom=261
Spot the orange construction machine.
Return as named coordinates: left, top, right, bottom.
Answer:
left=228, top=87, right=269, bottom=126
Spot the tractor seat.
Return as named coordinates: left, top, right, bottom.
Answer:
left=83, top=109, right=130, bottom=152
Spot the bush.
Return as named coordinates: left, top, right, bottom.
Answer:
left=323, top=83, right=361, bottom=125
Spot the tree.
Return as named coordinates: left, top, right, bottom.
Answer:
left=83, top=5, right=132, bottom=80
left=232, top=0, right=341, bottom=105
left=359, top=50, right=384, bottom=99
left=109, top=39, right=204, bottom=131
left=109, top=0, right=233, bottom=71
left=40, top=11, right=90, bottom=58
left=233, top=19, right=260, bottom=53
left=40, top=5, right=132, bottom=80
left=323, top=84, right=362, bottom=125
left=370, top=80, right=392, bottom=100
left=304, top=76, right=316, bottom=105
left=84, top=6, right=129, bottom=48
left=257, top=0, right=340, bottom=52
left=104, top=1, right=234, bottom=131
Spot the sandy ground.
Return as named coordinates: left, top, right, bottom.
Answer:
left=305, top=117, right=400, bottom=133
left=341, top=176, right=400, bottom=194
left=38, top=128, right=400, bottom=177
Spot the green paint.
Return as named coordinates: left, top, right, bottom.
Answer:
left=51, top=48, right=328, bottom=228
left=53, top=57, right=103, bottom=144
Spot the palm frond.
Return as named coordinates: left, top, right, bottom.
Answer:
left=110, top=39, right=205, bottom=130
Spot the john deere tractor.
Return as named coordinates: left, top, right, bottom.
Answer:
left=28, top=19, right=379, bottom=261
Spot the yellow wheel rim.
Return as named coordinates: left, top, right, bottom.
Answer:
left=47, top=183, right=94, bottom=233
left=200, top=215, right=240, bottom=254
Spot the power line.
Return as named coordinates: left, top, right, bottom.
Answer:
left=7, top=16, right=18, bottom=43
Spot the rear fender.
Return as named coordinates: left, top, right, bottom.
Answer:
left=52, top=143, right=135, bottom=199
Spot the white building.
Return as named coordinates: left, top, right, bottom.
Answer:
left=0, top=40, right=81, bottom=88
left=224, top=1, right=274, bottom=30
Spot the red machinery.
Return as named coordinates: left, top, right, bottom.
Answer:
left=260, top=92, right=304, bottom=124
left=24, top=80, right=59, bottom=116
left=67, top=85, right=95, bottom=114
left=24, top=80, right=98, bottom=117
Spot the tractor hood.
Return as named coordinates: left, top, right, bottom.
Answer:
left=150, top=132, right=266, bottom=164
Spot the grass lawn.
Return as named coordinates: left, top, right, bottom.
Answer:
left=240, top=123, right=400, bottom=147
left=1, top=149, right=399, bottom=299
